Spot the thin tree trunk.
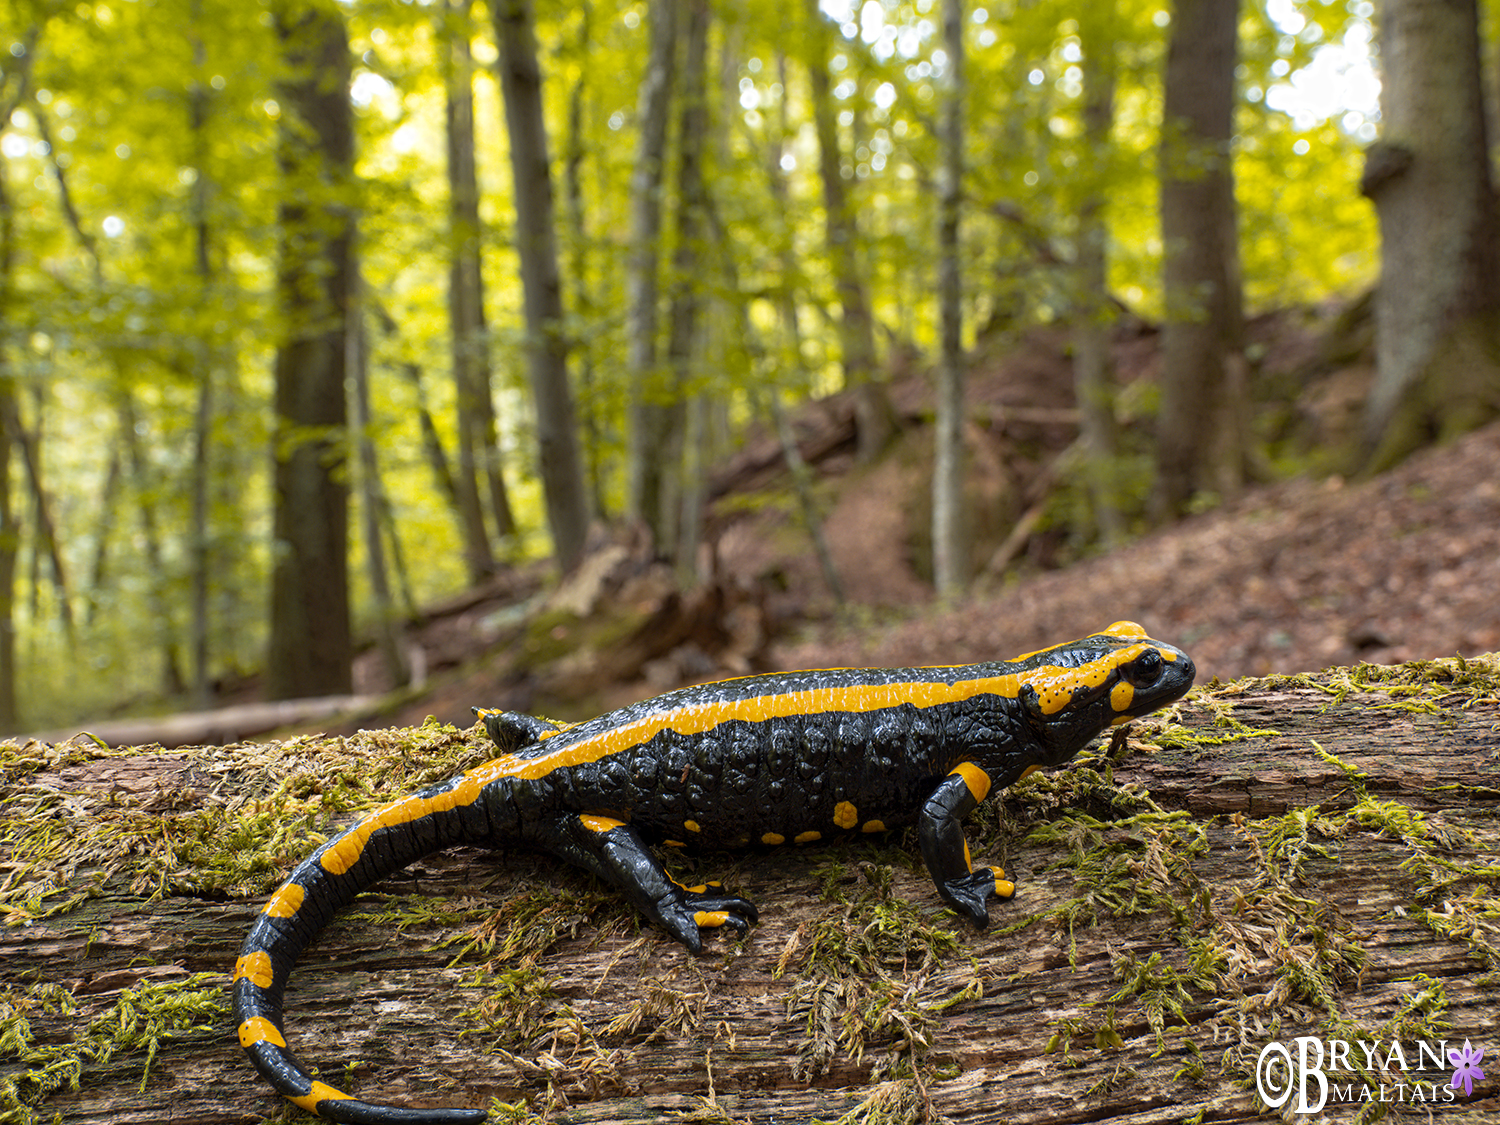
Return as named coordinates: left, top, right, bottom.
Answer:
left=1073, top=12, right=1123, bottom=546
left=188, top=14, right=217, bottom=710
left=626, top=0, right=679, bottom=547
left=0, top=165, right=17, bottom=732
left=931, top=0, right=966, bottom=596
left=492, top=0, right=590, bottom=573
left=84, top=449, right=121, bottom=626
left=666, top=0, right=709, bottom=579
left=397, top=360, right=460, bottom=509
left=1152, top=0, right=1243, bottom=521
left=116, top=387, right=186, bottom=695
left=444, top=0, right=512, bottom=584
left=349, top=279, right=410, bottom=689
left=804, top=0, right=892, bottom=463
left=267, top=0, right=355, bottom=701
left=1360, top=0, right=1500, bottom=469
left=10, top=392, right=73, bottom=641
left=562, top=2, right=606, bottom=520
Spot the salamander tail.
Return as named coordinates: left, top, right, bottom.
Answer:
left=234, top=777, right=496, bottom=1122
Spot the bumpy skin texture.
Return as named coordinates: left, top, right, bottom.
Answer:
left=234, top=622, right=1194, bottom=1124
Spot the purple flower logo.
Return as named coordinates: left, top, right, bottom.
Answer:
left=1449, top=1039, right=1485, bottom=1097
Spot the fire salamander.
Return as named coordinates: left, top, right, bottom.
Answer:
left=234, top=621, right=1194, bottom=1124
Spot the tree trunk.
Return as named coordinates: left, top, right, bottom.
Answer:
left=562, top=2, right=608, bottom=520
left=266, top=0, right=355, bottom=701
left=804, top=0, right=893, bottom=463
left=350, top=276, right=411, bottom=690
left=115, top=387, right=186, bottom=697
left=0, top=165, right=16, bottom=733
left=6, top=662, right=1499, bottom=1122
left=1072, top=12, right=1124, bottom=547
left=444, top=0, right=513, bottom=584
left=931, top=0, right=966, bottom=596
left=186, top=11, right=217, bottom=713
left=1360, top=0, right=1500, bottom=470
left=492, top=0, right=590, bottom=574
left=1152, top=0, right=1243, bottom=521
left=666, top=0, right=710, bottom=579
left=625, top=0, right=678, bottom=548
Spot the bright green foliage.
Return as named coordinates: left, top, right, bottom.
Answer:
left=0, top=0, right=1379, bottom=728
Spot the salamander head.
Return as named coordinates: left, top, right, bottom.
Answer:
left=1013, top=621, right=1195, bottom=766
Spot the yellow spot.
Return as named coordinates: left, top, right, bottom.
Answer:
left=761, top=832, right=785, bottom=846
left=237, top=1017, right=286, bottom=1049
left=1111, top=681, right=1135, bottom=712
left=694, top=910, right=730, bottom=928
left=795, top=830, right=822, bottom=845
left=580, top=813, right=626, bottom=833
left=233, top=951, right=275, bottom=989
left=684, top=819, right=701, bottom=833
left=288, top=1080, right=354, bottom=1112
left=665, top=839, right=685, bottom=848
left=950, top=761, right=992, bottom=803
left=1018, top=764, right=1040, bottom=780
left=833, top=801, right=858, bottom=830
left=263, top=883, right=304, bottom=918
left=963, top=840, right=973, bottom=871
left=861, top=819, right=886, bottom=833
left=993, top=871, right=1016, bottom=898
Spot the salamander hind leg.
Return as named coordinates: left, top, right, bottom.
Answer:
left=552, top=814, right=758, bottom=952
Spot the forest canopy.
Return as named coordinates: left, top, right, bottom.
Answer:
left=0, top=0, right=1483, bottom=732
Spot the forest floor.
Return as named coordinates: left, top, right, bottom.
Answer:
left=372, top=300, right=1500, bottom=733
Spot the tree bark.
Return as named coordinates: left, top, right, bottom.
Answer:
left=562, top=2, right=607, bottom=519
left=187, top=10, right=218, bottom=713
left=625, top=0, right=679, bottom=548
left=1152, top=0, right=1244, bottom=521
left=804, top=0, right=894, bottom=463
left=444, top=0, right=514, bottom=584
left=1360, top=0, right=1500, bottom=470
left=0, top=164, right=16, bottom=732
left=931, top=0, right=966, bottom=596
left=1072, top=12, right=1124, bottom=547
left=6, top=663, right=1499, bottom=1122
left=665, top=0, right=710, bottom=579
left=266, top=0, right=355, bottom=701
left=493, top=0, right=590, bottom=574
left=349, top=276, right=411, bottom=690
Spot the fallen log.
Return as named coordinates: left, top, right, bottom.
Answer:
left=1, top=655, right=1497, bottom=1123
left=18, top=694, right=382, bottom=752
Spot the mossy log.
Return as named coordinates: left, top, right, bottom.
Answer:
left=2, top=658, right=1498, bottom=1124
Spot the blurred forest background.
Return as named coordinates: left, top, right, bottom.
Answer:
left=0, top=0, right=1497, bottom=736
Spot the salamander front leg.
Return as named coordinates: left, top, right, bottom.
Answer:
left=918, top=763, right=1015, bottom=929
left=551, top=814, right=759, bottom=952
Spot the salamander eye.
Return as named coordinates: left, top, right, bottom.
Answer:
left=1121, top=649, right=1163, bottom=688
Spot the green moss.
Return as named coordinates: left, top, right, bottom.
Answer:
left=0, top=720, right=496, bottom=924
left=0, top=974, right=226, bottom=1121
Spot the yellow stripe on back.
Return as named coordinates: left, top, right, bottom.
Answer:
left=465, top=635, right=1151, bottom=789
left=324, top=626, right=1158, bottom=878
